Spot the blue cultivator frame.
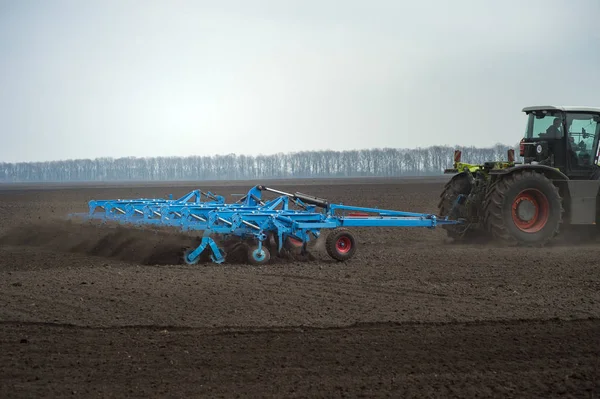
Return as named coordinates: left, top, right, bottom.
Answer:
left=72, top=185, right=463, bottom=265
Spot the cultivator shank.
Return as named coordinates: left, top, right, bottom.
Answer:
left=72, top=185, right=462, bottom=265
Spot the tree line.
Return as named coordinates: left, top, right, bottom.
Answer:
left=0, top=144, right=520, bottom=182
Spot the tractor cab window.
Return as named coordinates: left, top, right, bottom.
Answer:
left=525, top=113, right=564, bottom=139
left=565, top=113, right=600, bottom=168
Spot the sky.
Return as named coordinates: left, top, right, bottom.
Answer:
left=1, top=0, right=599, bottom=163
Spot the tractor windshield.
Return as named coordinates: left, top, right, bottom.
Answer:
left=565, top=113, right=600, bottom=167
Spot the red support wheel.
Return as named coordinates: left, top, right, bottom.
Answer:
left=326, top=228, right=357, bottom=261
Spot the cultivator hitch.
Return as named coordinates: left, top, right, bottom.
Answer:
left=71, top=185, right=463, bottom=265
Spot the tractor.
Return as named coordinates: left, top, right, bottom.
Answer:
left=439, top=105, right=600, bottom=245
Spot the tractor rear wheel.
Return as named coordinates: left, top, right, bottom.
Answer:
left=483, top=170, right=562, bottom=246
left=438, top=173, right=476, bottom=240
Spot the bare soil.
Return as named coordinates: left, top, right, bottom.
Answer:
left=1, top=178, right=599, bottom=398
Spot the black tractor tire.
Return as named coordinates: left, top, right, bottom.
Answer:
left=437, top=173, right=476, bottom=240
left=483, top=170, right=563, bottom=246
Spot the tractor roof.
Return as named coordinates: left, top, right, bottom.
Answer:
left=522, top=105, right=600, bottom=114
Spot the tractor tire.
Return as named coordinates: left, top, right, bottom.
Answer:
left=437, top=173, right=475, bottom=240
left=483, top=170, right=563, bottom=246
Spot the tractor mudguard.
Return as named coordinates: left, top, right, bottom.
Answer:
left=446, top=170, right=470, bottom=183
left=488, top=164, right=569, bottom=182
left=442, top=171, right=475, bottom=196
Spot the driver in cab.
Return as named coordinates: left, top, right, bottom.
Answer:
left=546, top=117, right=562, bottom=138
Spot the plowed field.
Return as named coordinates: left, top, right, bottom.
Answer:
left=1, top=178, right=598, bottom=398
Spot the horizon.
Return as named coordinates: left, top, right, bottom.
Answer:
left=1, top=0, right=599, bottom=163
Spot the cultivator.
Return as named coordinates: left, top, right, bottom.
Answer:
left=71, top=185, right=463, bottom=265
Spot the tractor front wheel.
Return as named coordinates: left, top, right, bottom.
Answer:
left=438, top=173, right=476, bottom=240
left=484, top=170, right=562, bottom=246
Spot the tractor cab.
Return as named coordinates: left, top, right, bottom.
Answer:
left=520, top=106, right=600, bottom=179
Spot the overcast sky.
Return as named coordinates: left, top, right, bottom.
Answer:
left=1, top=0, right=599, bottom=163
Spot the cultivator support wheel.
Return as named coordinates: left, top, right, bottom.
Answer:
left=248, top=245, right=271, bottom=265
left=326, top=228, right=357, bottom=261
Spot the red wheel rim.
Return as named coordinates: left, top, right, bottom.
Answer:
left=511, top=189, right=550, bottom=233
left=336, top=236, right=352, bottom=253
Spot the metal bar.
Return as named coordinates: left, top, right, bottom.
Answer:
left=294, top=221, right=338, bottom=229
left=258, top=186, right=294, bottom=197
left=336, top=217, right=449, bottom=227
left=242, top=220, right=260, bottom=230
left=330, top=204, right=429, bottom=218
left=191, top=214, right=207, bottom=222
left=218, top=217, right=233, bottom=226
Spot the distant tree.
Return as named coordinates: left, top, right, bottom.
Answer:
left=0, top=144, right=521, bottom=183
